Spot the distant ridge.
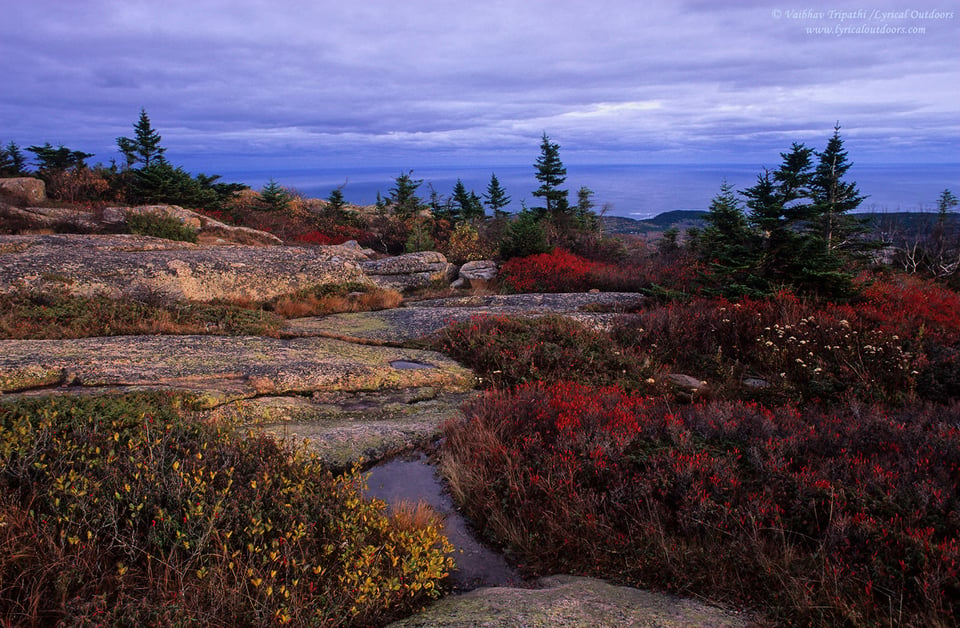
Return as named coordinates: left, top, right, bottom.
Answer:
left=601, top=210, right=960, bottom=237
left=601, top=210, right=707, bottom=234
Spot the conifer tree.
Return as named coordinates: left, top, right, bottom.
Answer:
left=699, top=182, right=760, bottom=295
left=389, top=171, right=424, bottom=220
left=451, top=179, right=484, bottom=222
left=26, top=143, right=94, bottom=172
left=117, top=109, right=166, bottom=168
left=810, top=123, right=867, bottom=253
left=260, top=178, right=290, bottom=211
left=532, top=133, right=568, bottom=218
left=483, top=173, right=511, bottom=217
left=326, top=186, right=347, bottom=213
left=0, top=141, right=28, bottom=176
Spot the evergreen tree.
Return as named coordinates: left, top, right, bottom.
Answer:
left=260, top=178, right=290, bottom=211
left=26, top=143, right=93, bottom=172
left=699, top=182, right=761, bottom=296
left=389, top=171, right=424, bottom=220
left=574, top=186, right=601, bottom=231
left=532, top=133, right=568, bottom=218
left=326, top=186, right=348, bottom=213
left=810, top=124, right=867, bottom=253
left=773, top=142, right=815, bottom=221
left=483, top=172, right=511, bottom=217
left=0, top=141, right=28, bottom=176
left=499, top=209, right=550, bottom=260
left=117, top=109, right=166, bottom=168
left=451, top=179, right=484, bottom=222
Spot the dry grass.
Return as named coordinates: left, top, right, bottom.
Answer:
left=271, top=287, right=402, bottom=318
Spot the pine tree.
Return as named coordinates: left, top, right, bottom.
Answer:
left=499, top=209, right=550, bottom=260
left=326, top=186, right=348, bottom=214
left=810, top=124, right=867, bottom=253
left=117, top=109, right=166, bottom=168
left=389, top=171, right=424, bottom=220
left=532, top=133, right=568, bottom=218
left=451, top=179, right=484, bottom=222
left=0, top=141, right=28, bottom=176
left=260, top=178, right=290, bottom=211
left=483, top=173, right=511, bottom=217
left=26, top=143, right=93, bottom=172
left=699, top=182, right=760, bottom=295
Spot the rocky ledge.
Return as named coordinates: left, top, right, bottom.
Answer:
left=388, top=575, right=747, bottom=628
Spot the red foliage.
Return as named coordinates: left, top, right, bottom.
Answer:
left=500, top=249, right=602, bottom=292
left=295, top=225, right=371, bottom=246
left=857, top=273, right=960, bottom=345
left=444, top=381, right=960, bottom=626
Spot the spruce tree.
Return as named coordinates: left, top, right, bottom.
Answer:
left=260, top=178, right=290, bottom=211
left=117, top=109, right=166, bottom=168
left=326, top=186, right=348, bottom=214
left=699, top=182, right=760, bottom=296
left=0, top=141, right=28, bottom=176
left=532, top=133, right=568, bottom=218
left=483, top=173, right=511, bottom=217
left=451, top=179, right=484, bottom=222
left=810, top=124, right=866, bottom=253
left=26, top=143, right=94, bottom=172
left=389, top=171, right=424, bottom=220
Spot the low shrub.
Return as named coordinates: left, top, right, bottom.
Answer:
left=0, top=291, right=284, bottom=339
left=265, top=283, right=403, bottom=319
left=615, top=290, right=925, bottom=404
left=0, top=393, right=453, bottom=626
left=126, top=210, right=198, bottom=243
left=442, top=382, right=959, bottom=627
left=426, top=314, right=660, bottom=392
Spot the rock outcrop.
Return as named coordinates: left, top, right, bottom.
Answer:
left=0, top=177, right=46, bottom=204
left=452, top=259, right=498, bottom=289
left=0, top=334, right=476, bottom=468
left=0, top=233, right=371, bottom=302
left=387, top=575, right=747, bottom=628
left=362, top=251, right=456, bottom=291
left=286, top=292, right=646, bottom=344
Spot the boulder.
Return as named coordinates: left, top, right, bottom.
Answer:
left=112, top=204, right=284, bottom=246
left=0, top=233, right=371, bottom=302
left=361, top=251, right=454, bottom=292
left=387, top=575, right=748, bottom=628
left=0, top=177, right=46, bottom=204
left=667, top=373, right=708, bottom=393
left=120, top=204, right=203, bottom=230
left=459, top=260, right=498, bottom=282
left=455, top=259, right=498, bottom=289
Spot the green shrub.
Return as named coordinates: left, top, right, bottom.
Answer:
left=126, top=210, right=198, bottom=242
left=0, top=393, right=453, bottom=626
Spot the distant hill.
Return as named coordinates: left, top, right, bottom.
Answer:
left=602, top=210, right=960, bottom=239
left=601, top=211, right=707, bottom=235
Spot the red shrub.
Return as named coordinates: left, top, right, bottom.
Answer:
left=858, top=273, right=960, bottom=346
left=500, top=249, right=601, bottom=292
left=443, top=382, right=960, bottom=626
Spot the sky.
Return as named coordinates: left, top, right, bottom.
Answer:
left=1, top=0, right=958, bottom=181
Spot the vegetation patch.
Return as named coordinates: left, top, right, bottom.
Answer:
left=0, top=291, right=284, bottom=339
left=125, top=210, right=199, bottom=243
left=441, top=382, right=959, bottom=627
left=0, top=393, right=453, bottom=626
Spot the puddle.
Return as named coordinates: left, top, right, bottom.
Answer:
left=389, top=359, right=435, bottom=370
left=364, top=454, right=523, bottom=590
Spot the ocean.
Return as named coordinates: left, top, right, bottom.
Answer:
left=218, top=162, right=959, bottom=220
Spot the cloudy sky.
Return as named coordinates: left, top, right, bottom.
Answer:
left=1, top=0, right=957, bottom=178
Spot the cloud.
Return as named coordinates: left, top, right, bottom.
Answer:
left=1, top=0, right=957, bottom=172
